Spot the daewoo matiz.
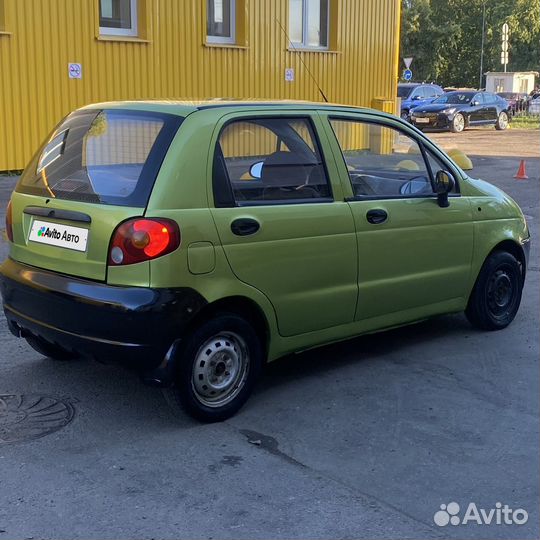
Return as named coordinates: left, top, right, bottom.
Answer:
left=0, top=101, right=530, bottom=421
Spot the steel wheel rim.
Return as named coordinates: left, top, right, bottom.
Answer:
left=498, top=112, right=508, bottom=129
left=455, top=114, right=465, bottom=131
left=191, top=332, right=250, bottom=408
left=487, top=265, right=516, bottom=318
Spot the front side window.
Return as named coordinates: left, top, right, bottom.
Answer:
left=433, top=92, right=474, bottom=105
left=472, top=93, right=484, bottom=104
left=425, top=86, right=443, bottom=98
left=214, top=117, right=331, bottom=205
left=409, top=87, right=423, bottom=100
left=289, top=0, right=329, bottom=49
left=329, top=118, right=455, bottom=198
left=207, top=0, right=235, bottom=44
left=17, top=109, right=182, bottom=207
left=99, top=0, right=138, bottom=37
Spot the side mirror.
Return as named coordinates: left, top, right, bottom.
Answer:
left=412, top=95, right=422, bottom=101
left=434, top=170, right=455, bottom=208
left=249, top=160, right=264, bottom=179
left=471, top=100, right=480, bottom=106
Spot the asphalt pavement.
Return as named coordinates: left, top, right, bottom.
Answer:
left=0, top=129, right=538, bottom=539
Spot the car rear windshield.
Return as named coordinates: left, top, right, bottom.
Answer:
left=17, top=109, right=183, bottom=207
left=397, top=86, right=414, bottom=98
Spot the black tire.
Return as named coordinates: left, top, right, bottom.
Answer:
left=25, top=335, right=78, bottom=361
left=495, top=111, right=509, bottom=130
left=163, top=313, right=263, bottom=422
left=400, top=110, right=409, bottom=121
left=450, top=113, right=465, bottom=133
left=466, top=251, right=523, bottom=331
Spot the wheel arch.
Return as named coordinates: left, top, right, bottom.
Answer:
left=186, top=295, right=270, bottom=357
left=488, top=239, right=527, bottom=279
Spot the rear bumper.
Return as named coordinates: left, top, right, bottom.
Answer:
left=0, top=258, right=207, bottom=370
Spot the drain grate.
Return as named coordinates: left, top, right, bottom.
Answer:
left=0, top=394, right=75, bottom=445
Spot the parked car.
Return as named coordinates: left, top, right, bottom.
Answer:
left=410, top=91, right=511, bottom=132
left=397, top=83, right=444, bottom=120
left=444, top=87, right=477, bottom=93
left=497, top=92, right=528, bottom=115
left=529, top=94, right=540, bottom=114
left=0, top=100, right=530, bottom=421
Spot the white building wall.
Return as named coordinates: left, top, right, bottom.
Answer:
left=485, top=72, right=537, bottom=94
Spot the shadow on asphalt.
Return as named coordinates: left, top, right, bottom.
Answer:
left=3, top=311, right=473, bottom=428
left=260, top=312, right=471, bottom=390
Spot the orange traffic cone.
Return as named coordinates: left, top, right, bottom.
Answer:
left=514, top=160, right=528, bottom=180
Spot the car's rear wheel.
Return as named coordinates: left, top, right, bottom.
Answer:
left=25, top=335, right=78, bottom=361
left=466, top=251, right=523, bottom=330
left=163, top=314, right=263, bottom=422
left=450, top=113, right=465, bottom=133
left=495, top=111, right=509, bottom=130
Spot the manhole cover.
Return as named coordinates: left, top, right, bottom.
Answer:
left=0, top=394, right=75, bottom=445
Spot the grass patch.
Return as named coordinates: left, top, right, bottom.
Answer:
left=511, top=115, right=540, bottom=129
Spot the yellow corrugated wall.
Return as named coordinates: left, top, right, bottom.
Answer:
left=0, top=0, right=400, bottom=171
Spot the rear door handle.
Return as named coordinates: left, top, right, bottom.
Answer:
left=366, top=209, right=388, bottom=225
left=231, top=218, right=260, bottom=236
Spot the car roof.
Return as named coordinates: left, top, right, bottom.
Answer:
left=78, top=99, right=380, bottom=118
left=398, top=82, right=440, bottom=87
left=445, top=90, right=477, bottom=96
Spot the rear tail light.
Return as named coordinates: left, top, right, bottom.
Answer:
left=108, top=218, right=180, bottom=266
left=5, top=200, right=13, bottom=242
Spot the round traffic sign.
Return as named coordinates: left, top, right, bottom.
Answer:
left=403, top=69, right=413, bottom=81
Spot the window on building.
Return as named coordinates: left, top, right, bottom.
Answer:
left=289, top=0, right=329, bottom=49
left=207, top=0, right=235, bottom=44
left=494, top=78, right=505, bottom=92
left=99, top=0, right=138, bottom=37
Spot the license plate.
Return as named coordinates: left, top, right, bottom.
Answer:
left=415, top=117, right=430, bottom=124
left=29, top=220, right=89, bottom=252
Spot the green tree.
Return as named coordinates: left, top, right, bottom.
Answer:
left=400, top=0, right=540, bottom=88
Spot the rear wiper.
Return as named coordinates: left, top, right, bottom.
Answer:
left=23, top=206, right=92, bottom=224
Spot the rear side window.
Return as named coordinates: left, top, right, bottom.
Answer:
left=213, top=117, right=332, bottom=206
left=17, top=109, right=182, bottom=207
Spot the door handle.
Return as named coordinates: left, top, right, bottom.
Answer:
left=366, top=209, right=388, bottom=225
left=231, top=218, right=260, bottom=236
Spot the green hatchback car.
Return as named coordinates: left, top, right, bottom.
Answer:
left=0, top=100, right=530, bottom=421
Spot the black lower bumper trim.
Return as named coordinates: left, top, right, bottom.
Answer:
left=0, top=258, right=207, bottom=369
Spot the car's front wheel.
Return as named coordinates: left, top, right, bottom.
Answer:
left=450, top=113, right=466, bottom=133
left=163, top=314, right=263, bottom=422
left=495, top=111, right=509, bottom=130
left=466, top=251, right=524, bottom=330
